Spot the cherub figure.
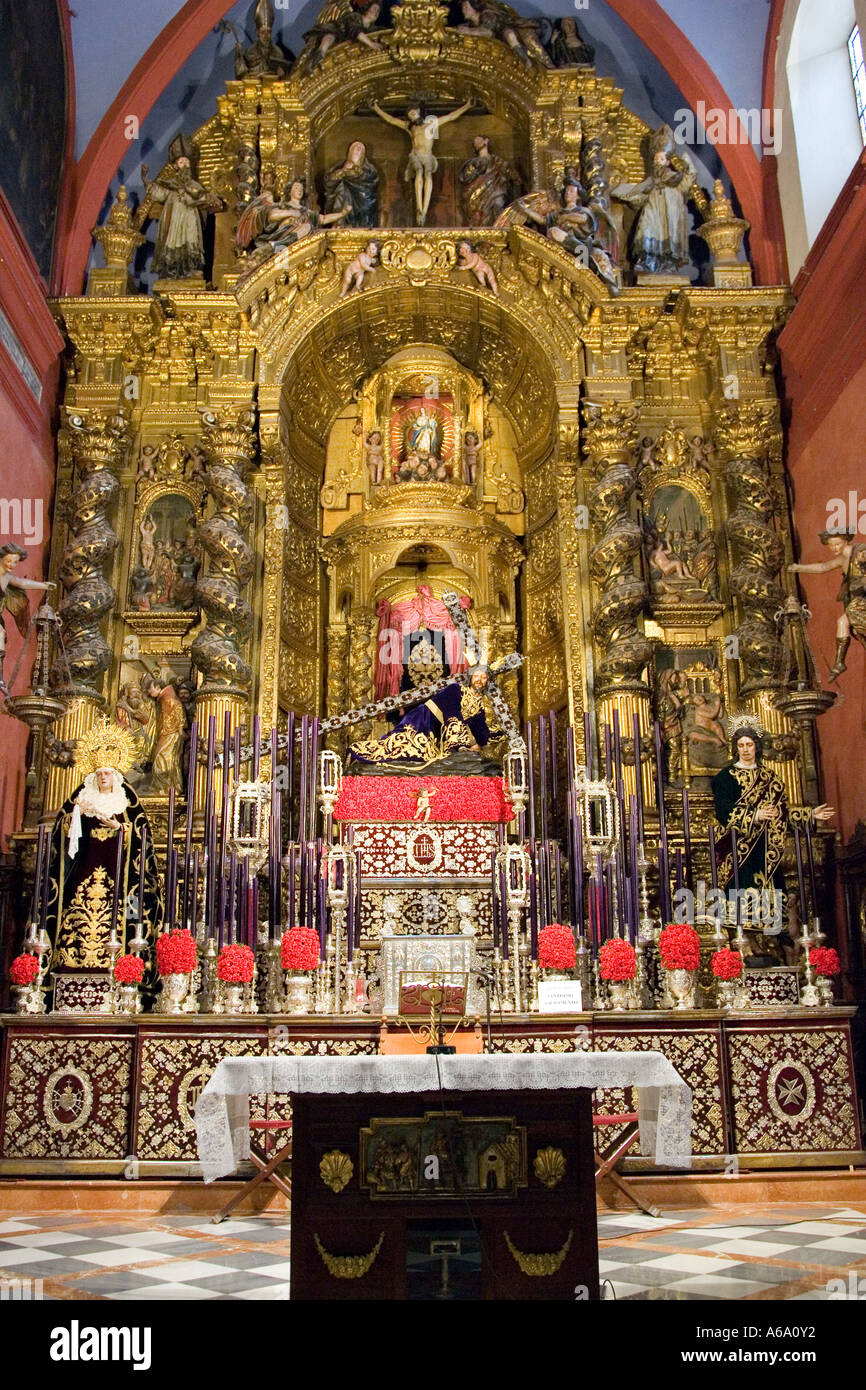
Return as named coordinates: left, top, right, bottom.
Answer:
left=636, top=437, right=656, bottom=470
left=414, top=786, right=437, bottom=821
left=137, top=445, right=158, bottom=482
left=338, top=240, right=380, bottom=299
left=688, top=435, right=709, bottom=470
left=462, top=429, right=482, bottom=486
left=456, top=239, right=499, bottom=295
left=365, top=429, right=385, bottom=486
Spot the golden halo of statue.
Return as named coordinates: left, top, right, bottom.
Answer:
left=73, top=716, right=137, bottom=776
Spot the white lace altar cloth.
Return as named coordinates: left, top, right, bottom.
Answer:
left=194, top=1052, right=692, bottom=1183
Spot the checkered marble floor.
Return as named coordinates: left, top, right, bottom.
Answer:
left=0, top=1203, right=864, bottom=1299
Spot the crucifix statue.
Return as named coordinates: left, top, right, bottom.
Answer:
left=371, top=99, right=472, bottom=225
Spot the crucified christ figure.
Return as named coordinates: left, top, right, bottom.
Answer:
left=372, top=99, right=471, bottom=226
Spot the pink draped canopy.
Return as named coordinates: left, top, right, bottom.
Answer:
left=374, top=585, right=471, bottom=697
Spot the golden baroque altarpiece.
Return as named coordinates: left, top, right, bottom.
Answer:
left=1, top=1, right=858, bottom=1177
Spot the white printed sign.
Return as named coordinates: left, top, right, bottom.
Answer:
left=537, top=979, right=583, bottom=1014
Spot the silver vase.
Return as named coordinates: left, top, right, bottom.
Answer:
left=667, top=968, right=697, bottom=1010
left=817, top=975, right=835, bottom=1007
left=13, top=984, right=45, bottom=1015
left=156, top=972, right=190, bottom=1015
left=607, top=980, right=633, bottom=1011
left=284, top=971, right=313, bottom=1015
left=117, top=983, right=142, bottom=1014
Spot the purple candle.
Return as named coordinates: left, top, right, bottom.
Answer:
left=287, top=842, right=296, bottom=930
left=793, top=826, right=808, bottom=925
left=539, top=714, right=549, bottom=843
left=529, top=848, right=538, bottom=958
left=252, top=714, right=261, bottom=781
left=612, top=709, right=623, bottom=800
left=298, top=715, right=309, bottom=851
left=583, top=710, right=593, bottom=780
left=804, top=818, right=818, bottom=916
left=526, top=720, right=536, bottom=841
left=190, top=850, right=199, bottom=938
left=632, top=711, right=645, bottom=846
left=574, top=810, right=584, bottom=936
left=490, top=850, right=499, bottom=949
left=251, top=877, right=259, bottom=950
left=731, top=826, right=740, bottom=929
left=219, top=714, right=232, bottom=879
left=166, top=785, right=176, bottom=878
left=182, top=718, right=199, bottom=926
left=675, top=847, right=684, bottom=896
left=217, top=873, right=227, bottom=951
left=286, top=711, right=295, bottom=842
left=355, top=847, right=362, bottom=948
left=227, top=851, right=238, bottom=944
left=708, top=822, right=718, bottom=892
left=553, top=841, right=563, bottom=923
left=499, top=865, right=508, bottom=959
left=603, top=723, right=613, bottom=782
left=309, top=717, right=320, bottom=842
left=549, top=708, right=558, bottom=825
left=681, top=787, right=692, bottom=893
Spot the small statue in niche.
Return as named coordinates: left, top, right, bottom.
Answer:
left=299, top=0, right=386, bottom=74
left=611, top=125, right=706, bottom=276
left=136, top=136, right=224, bottom=281
left=789, top=530, right=866, bottom=680
left=372, top=99, right=472, bottom=227
left=455, top=239, right=499, bottom=295
left=139, top=514, right=157, bottom=572
left=338, top=240, right=380, bottom=299
left=636, top=436, right=656, bottom=471
left=456, top=0, right=552, bottom=69
left=657, top=667, right=686, bottom=782
left=365, top=429, right=386, bottom=487
left=688, top=435, right=710, bottom=470
left=140, top=670, right=186, bottom=794
left=461, top=429, right=482, bottom=486
left=218, top=0, right=294, bottom=78
left=458, top=135, right=520, bottom=227
left=543, top=16, right=595, bottom=67
left=188, top=445, right=208, bottom=482
left=324, top=141, right=380, bottom=229
left=235, top=180, right=349, bottom=261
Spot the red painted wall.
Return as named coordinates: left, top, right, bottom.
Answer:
left=779, top=151, right=866, bottom=847
left=0, top=191, right=63, bottom=846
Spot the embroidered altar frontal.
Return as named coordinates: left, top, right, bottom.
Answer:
left=0, top=1011, right=860, bottom=1175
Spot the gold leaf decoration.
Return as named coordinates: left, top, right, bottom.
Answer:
left=314, top=1232, right=384, bottom=1279
left=504, top=1229, right=573, bottom=1277
left=319, top=1149, right=353, bottom=1193
left=533, top=1146, right=566, bottom=1189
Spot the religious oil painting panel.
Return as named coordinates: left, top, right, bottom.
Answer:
left=359, top=1111, right=527, bottom=1199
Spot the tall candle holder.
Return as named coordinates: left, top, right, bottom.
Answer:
left=635, top=842, right=656, bottom=943
left=319, top=750, right=343, bottom=831
left=19, top=919, right=51, bottom=1014
left=496, top=844, right=530, bottom=1012
left=197, top=937, right=218, bottom=1013
left=327, top=845, right=353, bottom=1014
left=504, top=742, right=528, bottom=837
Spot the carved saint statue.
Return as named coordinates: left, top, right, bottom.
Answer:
left=300, top=0, right=386, bottom=73
left=458, top=135, right=520, bottom=227
left=712, top=722, right=833, bottom=950
left=45, top=720, right=163, bottom=983
left=140, top=671, right=186, bottom=793
left=235, top=180, right=349, bottom=261
left=0, top=544, right=53, bottom=696
left=500, top=178, right=619, bottom=293
left=611, top=125, right=705, bottom=275
left=137, top=136, right=224, bottom=280
left=789, top=530, right=866, bottom=680
left=372, top=99, right=472, bottom=226
left=544, top=17, right=595, bottom=67
left=324, top=141, right=380, bottom=228
left=219, top=0, right=294, bottom=78
left=456, top=0, right=552, bottom=69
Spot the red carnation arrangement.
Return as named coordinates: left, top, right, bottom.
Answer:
left=538, top=923, right=576, bottom=973
left=809, top=946, right=841, bottom=978
left=658, top=923, right=701, bottom=972
left=114, top=955, right=145, bottom=985
left=281, top=927, right=321, bottom=972
left=599, top=938, right=637, bottom=981
left=711, top=948, right=743, bottom=981
left=9, top=953, right=40, bottom=987
left=155, top=929, right=198, bottom=976
left=218, top=943, right=255, bottom=984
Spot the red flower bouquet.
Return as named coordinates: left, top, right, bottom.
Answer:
left=114, top=955, right=145, bottom=985
left=599, top=939, right=636, bottom=982
left=711, top=948, right=743, bottom=981
left=9, top=953, right=40, bottom=987
left=538, top=923, right=576, bottom=973
left=281, top=927, right=321, bottom=972
left=658, top=923, right=701, bottom=972
left=218, top=943, right=255, bottom=984
left=809, top=946, right=841, bottom=978
left=155, top=929, right=198, bottom=976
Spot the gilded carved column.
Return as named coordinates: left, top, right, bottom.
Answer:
left=192, top=407, right=258, bottom=800
left=582, top=401, right=655, bottom=806
left=45, top=407, right=129, bottom=811
left=192, top=408, right=258, bottom=698
left=325, top=623, right=350, bottom=752
left=347, top=607, right=376, bottom=741
left=716, top=402, right=802, bottom=802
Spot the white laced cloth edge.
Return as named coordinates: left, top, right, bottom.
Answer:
left=194, top=1051, right=692, bottom=1183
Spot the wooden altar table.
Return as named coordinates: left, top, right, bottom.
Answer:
left=195, top=1052, right=691, bottom=1300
